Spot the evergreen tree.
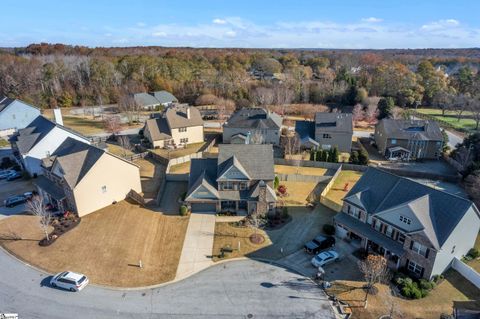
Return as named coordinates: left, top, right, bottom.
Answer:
left=350, top=151, right=359, bottom=164
left=377, top=97, right=394, bottom=120
left=331, top=146, right=339, bottom=163
left=358, top=149, right=369, bottom=165
left=310, top=149, right=316, bottom=161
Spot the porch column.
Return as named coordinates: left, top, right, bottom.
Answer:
left=396, top=257, right=401, bottom=269
left=235, top=201, right=239, bottom=211
left=383, top=249, right=388, bottom=258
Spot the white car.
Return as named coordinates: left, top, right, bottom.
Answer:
left=311, top=250, right=339, bottom=268
left=50, top=271, right=89, bottom=292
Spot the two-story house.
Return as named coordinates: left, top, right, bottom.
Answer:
left=143, top=104, right=204, bottom=148
left=223, top=108, right=282, bottom=145
left=334, top=168, right=480, bottom=279
left=34, top=137, right=142, bottom=217
left=295, top=112, right=353, bottom=152
left=10, top=115, right=91, bottom=176
left=185, top=144, right=276, bottom=214
left=0, top=97, right=41, bottom=137
left=374, top=119, right=443, bottom=160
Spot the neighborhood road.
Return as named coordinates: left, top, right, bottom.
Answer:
left=0, top=249, right=335, bottom=319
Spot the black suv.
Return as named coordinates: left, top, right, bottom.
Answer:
left=304, top=235, right=335, bottom=254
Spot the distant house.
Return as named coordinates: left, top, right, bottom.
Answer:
left=10, top=115, right=91, bottom=176
left=152, top=90, right=178, bottom=106
left=374, top=119, right=443, bottom=160
left=296, top=112, right=353, bottom=152
left=0, top=97, right=41, bottom=136
left=34, top=137, right=142, bottom=217
left=185, top=144, right=276, bottom=214
left=133, top=91, right=178, bottom=110
left=223, top=108, right=282, bottom=145
left=143, top=104, right=204, bottom=148
left=335, top=168, right=480, bottom=280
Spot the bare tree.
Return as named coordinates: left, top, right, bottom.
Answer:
left=352, top=103, right=364, bottom=124
left=118, top=91, right=140, bottom=125
left=118, top=135, right=133, bottom=157
left=252, top=86, right=274, bottom=106
left=250, top=130, right=265, bottom=144
left=452, top=94, right=468, bottom=122
left=103, top=115, right=122, bottom=136
left=27, top=195, right=52, bottom=241
left=358, top=255, right=391, bottom=309
left=282, top=132, right=301, bottom=156
left=215, top=98, right=235, bottom=123
left=247, top=210, right=267, bottom=243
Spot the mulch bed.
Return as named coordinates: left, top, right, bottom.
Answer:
left=249, top=233, right=265, bottom=244
left=39, top=216, right=81, bottom=247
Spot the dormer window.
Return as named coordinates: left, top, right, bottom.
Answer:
left=399, top=216, right=411, bottom=225
left=179, top=127, right=187, bottom=132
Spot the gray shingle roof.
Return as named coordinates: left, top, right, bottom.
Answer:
left=152, top=91, right=178, bottom=104
left=144, top=118, right=172, bottom=141
left=164, top=105, right=203, bottom=129
left=377, top=119, right=443, bottom=141
left=224, top=108, right=282, bottom=130
left=315, top=112, right=353, bottom=133
left=133, top=93, right=161, bottom=107
left=12, top=116, right=56, bottom=154
left=344, top=168, right=476, bottom=249
left=218, top=144, right=274, bottom=181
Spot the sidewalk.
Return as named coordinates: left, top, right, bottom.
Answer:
left=175, top=213, right=216, bottom=280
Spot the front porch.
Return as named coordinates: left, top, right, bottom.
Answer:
left=33, top=175, right=70, bottom=214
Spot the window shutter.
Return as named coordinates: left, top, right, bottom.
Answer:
left=409, top=241, right=414, bottom=250
left=425, top=248, right=430, bottom=259
left=420, top=267, right=425, bottom=278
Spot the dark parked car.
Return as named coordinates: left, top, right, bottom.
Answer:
left=4, top=195, right=26, bottom=208
left=304, top=235, right=335, bottom=254
left=6, top=171, right=22, bottom=181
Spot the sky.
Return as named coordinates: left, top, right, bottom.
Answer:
left=1, top=0, right=479, bottom=49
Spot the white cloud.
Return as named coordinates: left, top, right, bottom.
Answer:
left=225, top=30, right=236, bottom=37
left=212, top=18, right=226, bottom=25
left=421, top=19, right=460, bottom=31
left=137, top=22, right=146, bottom=27
left=152, top=31, right=167, bottom=37
left=361, top=17, right=383, bottom=23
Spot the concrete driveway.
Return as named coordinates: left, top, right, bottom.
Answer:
left=158, top=181, right=188, bottom=215
left=0, top=248, right=335, bottom=318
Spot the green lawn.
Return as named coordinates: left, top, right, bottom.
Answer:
left=0, top=138, right=9, bottom=148
left=416, top=108, right=478, bottom=132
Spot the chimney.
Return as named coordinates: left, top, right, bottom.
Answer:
left=186, top=107, right=191, bottom=119
left=256, top=180, right=268, bottom=216
left=53, top=108, right=63, bottom=126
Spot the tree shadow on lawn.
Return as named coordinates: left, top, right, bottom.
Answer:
left=443, top=269, right=480, bottom=301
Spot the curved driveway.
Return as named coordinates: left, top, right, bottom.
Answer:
left=0, top=249, right=334, bottom=318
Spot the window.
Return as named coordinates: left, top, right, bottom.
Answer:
left=391, top=139, right=397, bottom=145
left=411, top=241, right=428, bottom=257
left=178, top=127, right=187, bottom=132
left=398, top=234, right=406, bottom=244
left=323, top=133, right=331, bottom=139
left=451, top=245, right=456, bottom=254
left=239, top=182, right=248, bottom=190
left=180, top=138, right=189, bottom=144
left=385, top=226, right=393, bottom=237
left=101, top=185, right=107, bottom=193
left=222, top=182, right=233, bottom=190
left=407, top=260, right=423, bottom=276
left=399, top=215, right=411, bottom=225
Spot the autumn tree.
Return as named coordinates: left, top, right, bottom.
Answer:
left=104, top=115, right=122, bottom=136
left=358, top=255, right=391, bottom=308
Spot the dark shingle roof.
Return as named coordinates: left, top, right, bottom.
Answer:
left=0, top=96, right=15, bottom=112
left=344, top=168, right=477, bottom=249
left=315, top=112, right=353, bottom=133
left=12, top=116, right=56, bottom=153
left=145, top=118, right=172, bottom=141
left=377, top=119, right=443, bottom=141
left=224, top=108, right=282, bottom=130
left=218, top=144, right=274, bottom=181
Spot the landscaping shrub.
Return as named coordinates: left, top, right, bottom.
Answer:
left=468, top=248, right=480, bottom=259
left=357, top=149, right=369, bottom=165
left=432, top=274, right=444, bottom=283
left=274, top=176, right=280, bottom=189
left=419, top=278, right=435, bottom=291
left=349, top=151, right=359, bottom=164
left=396, top=273, right=436, bottom=299
left=180, top=192, right=187, bottom=201
left=278, top=185, right=287, bottom=196
left=401, top=281, right=422, bottom=299
left=323, top=224, right=335, bottom=235
left=179, top=205, right=189, bottom=216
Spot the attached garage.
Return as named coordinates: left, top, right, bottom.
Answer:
left=191, top=202, right=217, bottom=213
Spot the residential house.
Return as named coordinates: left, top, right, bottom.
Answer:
left=10, top=115, right=91, bottom=176
left=133, top=93, right=161, bottom=110
left=374, top=119, right=443, bottom=160
left=334, top=168, right=480, bottom=279
left=152, top=90, right=178, bottom=106
left=185, top=144, right=276, bottom=214
left=0, top=97, right=41, bottom=136
left=296, top=112, right=353, bottom=152
left=223, top=108, right=282, bottom=145
left=34, top=137, right=142, bottom=217
left=143, top=104, right=204, bottom=148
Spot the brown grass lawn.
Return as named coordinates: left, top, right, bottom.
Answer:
left=0, top=137, right=9, bottom=147
left=134, top=158, right=165, bottom=198
left=212, top=223, right=271, bottom=262
left=168, top=162, right=190, bottom=174
left=324, top=170, right=363, bottom=206
left=327, top=269, right=480, bottom=319
left=469, top=232, right=480, bottom=272
left=275, top=165, right=327, bottom=176
left=152, top=142, right=206, bottom=159
left=106, top=143, right=135, bottom=157
left=280, top=181, right=324, bottom=206
left=0, top=179, right=35, bottom=204
left=0, top=201, right=189, bottom=287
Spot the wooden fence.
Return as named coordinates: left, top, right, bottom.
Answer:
left=276, top=173, right=332, bottom=183
left=319, top=165, right=344, bottom=212
left=274, top=158, right=368, bottom=172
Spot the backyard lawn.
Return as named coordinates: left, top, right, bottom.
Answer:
left=106, top=143, right=135, bottom=157
left=324, top=170, right=363, bottom=207
left=151, top=142, right=206, bottom=159
left=327, top=269, right=480, bottom=319
left=43, top=113, right=106, bottom=135
left=168, top=162, right=190, bottom=174
left=279, top=181, right=324, bottom=206
left=0, top=200, right=189, bottom=287
left=416, top=108, right=478, bottom=132
left=134, top=158, right=165, bottom=199
left=274, top=165, right=327, bottom=176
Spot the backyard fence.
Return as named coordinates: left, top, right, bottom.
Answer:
left=319, top=165, right=344, bottom=212
left=451, top=257, right=480, bottom=289
left=122, top=151, right=149, bottom=162
left=276, top=173, right=332, bottom=183
left=274, top=158, right=368, bottom=172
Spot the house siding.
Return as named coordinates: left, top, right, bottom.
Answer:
left=73, top=153, right=142, bottom=217
left=223, top=127, right=280, bottom=145
left=0, top=101, right=40, bottom=132
left=169, top=125, right=204, bottom=145
left=314, top=131, right=352, bottom=153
